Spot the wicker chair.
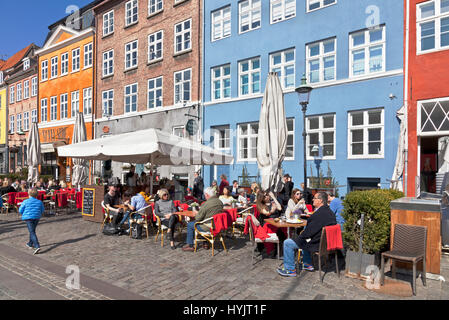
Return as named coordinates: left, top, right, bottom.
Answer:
left=129, top=205, right=153, bottom=239
left=380, top=224, right=427, bottom=295
left=312, top=225, right=343, bottom=283
left=194, top=213, right=228, bottom=256
left=101, top=201, right=114, bottom=230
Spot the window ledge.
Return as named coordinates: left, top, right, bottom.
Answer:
left=101, top=74, right=114, bottom=80
left=173, top=49, right=192, bottom=58
left=124, top=66, right=138, bottom=74
left=173, top=0, right=190, bottom=7
left=124, top=21, right=139, bottom=30
left=148, top=9, right=163, bottom=19
left=102, top=32, right=114, bottom=40
left=147, top=58, right=163, bottom=66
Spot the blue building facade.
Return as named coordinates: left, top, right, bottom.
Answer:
left=202, top=0, right=404, bottom=196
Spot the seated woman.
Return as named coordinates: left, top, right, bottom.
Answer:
left=219, top=186, right=234, bottom=206
left=154, top=189, right=178, bottom=250
left=255, top=191, right=286, bottom=256
left=249, top=182, right=260, bottom=203
left=285, top=188, right=310, bottom=219
left=184, top=187, right=198, bottom=203
left=237, top=188, right=248, bottom=207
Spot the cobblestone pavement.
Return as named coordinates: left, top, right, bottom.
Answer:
left=0, top=212, right=448, bottom=300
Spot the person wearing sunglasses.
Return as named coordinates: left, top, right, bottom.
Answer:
left=277, top=192, right=337, bottom=277
left=154, top=189, right=179, bottom=250
left=285, top=188, right=310, bottom=219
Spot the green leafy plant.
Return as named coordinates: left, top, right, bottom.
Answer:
left=342, top=189, right=404, bottom=254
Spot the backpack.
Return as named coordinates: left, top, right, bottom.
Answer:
left=103, top=223, right=119, bottom=236
left=130, top=222, right=143, bottom=239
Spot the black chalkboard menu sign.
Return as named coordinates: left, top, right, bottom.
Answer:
left=82, top=188, right=95, bottom=217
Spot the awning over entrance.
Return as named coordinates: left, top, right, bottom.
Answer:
left=41, top=141, right=67, bottom=154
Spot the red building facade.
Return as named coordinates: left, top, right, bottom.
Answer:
left=406, top=0, right=449, bottom=196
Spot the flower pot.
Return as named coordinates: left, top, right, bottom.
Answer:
left=345, top=249, right=381, bottom=279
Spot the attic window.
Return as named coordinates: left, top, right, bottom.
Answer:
left=23, top=58, right=30, bottom=71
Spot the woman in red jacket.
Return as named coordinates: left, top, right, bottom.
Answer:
left=218, top=174, right=229, bottom=196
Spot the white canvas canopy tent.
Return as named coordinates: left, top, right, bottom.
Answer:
left=57, top=128, right=234, bottom=192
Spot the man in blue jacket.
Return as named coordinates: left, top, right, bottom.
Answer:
left=19, top=188, right=45, bottom=255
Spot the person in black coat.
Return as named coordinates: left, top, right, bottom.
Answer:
left=277, top=191, right=337, bottom=277
left=192, top=171, right=204, bottom=201
left=278, top=174, right=294, bottom=208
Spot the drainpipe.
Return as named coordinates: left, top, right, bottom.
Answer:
left=404, top=0, right=410, bottom=196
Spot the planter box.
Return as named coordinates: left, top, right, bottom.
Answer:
left=345, top=249, right=380, bottom=279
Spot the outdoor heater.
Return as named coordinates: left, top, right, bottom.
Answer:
left=295, top=74, right=313, bottom=195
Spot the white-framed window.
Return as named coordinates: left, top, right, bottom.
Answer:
left=41, top=60, right=48, bottom=81
left=212, top=6, right=231, bottom=41
left=31, top=109, right=37, bottom=123
left=270, top=48, right=295, bottom=89
left=213, top=125, right=231, bottom=151
left=149, top=0, right=163, bottom=15
left=239, top=57, right=261, bottom=96
left=148, top=76, right=163, bottom=109
left=124, top=83, right=138, bottom=113
left=10, top=86, right=15, bottom=104
left=174, top=68, right=191, bottom=104
left=40, top=98, right=48, bottom=123
left=61, top=52, right=69, bottom=75
left=24, top=80, right=29, bottom=99
left=174, top=19, right=191, bottom=54
left=306, top=113, right=336, bottom=160
left=239, top=0, right=261, bottom=34
left=103, top=49, right=114, bottom=77
left=307, top=38, right=336, bottom=83
left=83, top=87, right=92, bottom=115
left=419, top=97, right=449, bottom=135
left=17, top=83, right=22, bottom=102
left=31, top=77, right=38, bottom=97
left=84, top=43, right=93, bottom=69
left=60, top=93, right=68, bottom=119
left=348, top=108, right=384, bottom=159
left=173, top=126, right=185, bottom=138
left=23, top=58, right=30, bottom=71
left=125, top=0, right=138, bottom=26
left=72, top=48, right=80, bottom=72
left=102, top=89, right=114, bottom=117
left=350, top=25, right=386, bottom=77
left=238, top=122, right=259, bottom=161
left=148, top=30, right=163, bottom=62
left=50, top=96, right=57, bottom=121
left=212, top=64, right=231, bottom=100
left=17, top=113, right=22, bottom=132
left=23, top=112, right=30, bottom=131
left=51, top=56, right=58, bottom=78
left=103, top=10, right=114, bottom=36
left=71, top=91, right=79, bottom=118
left=285, top=118, right=295, bottom=160
left=10, top=115, right=15, bottom=134
left=307, top=0, right=337, bottom=12
left=270, top=0, right=296, bottom=24
left=417, top=0, right=449, bottom=53
left=125, top=40, right=138, bottom=70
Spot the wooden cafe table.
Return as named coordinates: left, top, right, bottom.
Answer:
left=264, top=218, right=307, bottom=239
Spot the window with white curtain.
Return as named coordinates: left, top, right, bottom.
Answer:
left=350, top=26, right=385, bottom=77
left=239, top=0, right=261, bottom=34
left=212, top=6, right=231, bottom=41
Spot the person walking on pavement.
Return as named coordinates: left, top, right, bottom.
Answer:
left=19, top=188, right=45, bottom=255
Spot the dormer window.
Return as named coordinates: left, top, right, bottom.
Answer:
left=23, top=58, right=30, bottom=71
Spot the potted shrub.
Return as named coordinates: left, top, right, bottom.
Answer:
left=342, top=189, right=404, bottom=278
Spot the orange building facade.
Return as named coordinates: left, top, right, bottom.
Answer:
left=406, top=0, right=449, bottom=196
left=36, top=14, right=96, bottom=183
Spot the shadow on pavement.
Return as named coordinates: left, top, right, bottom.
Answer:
left=39, top=234, right=97, bottom=254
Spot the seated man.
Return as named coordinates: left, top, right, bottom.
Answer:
left=104, top=185, right=123, bottom=228
left=231, top=180, right=240, bottom=199
left=182, top=187, right=224, bottom=252
left=118, top=190, right=148, bottom=234
left=277, top=192, right=337, bottom=277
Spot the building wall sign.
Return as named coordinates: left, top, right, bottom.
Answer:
left=41, top=127, right=69, bottom=144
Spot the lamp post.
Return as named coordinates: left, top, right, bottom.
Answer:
left=295, top=74, right=313, bottom=195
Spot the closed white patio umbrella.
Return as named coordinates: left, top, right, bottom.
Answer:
left=391, top=105, right=407, bottom=191
left=27, top=122, right=41, bottom=186
left=71, top=112, right=88, bottom=189
left=257, top=72, right=288, bottom=193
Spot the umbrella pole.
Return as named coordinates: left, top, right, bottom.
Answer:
left=150, top=154, right=154, bottom=195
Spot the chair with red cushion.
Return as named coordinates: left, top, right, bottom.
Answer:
left=193, top=212, right=229, bottom=256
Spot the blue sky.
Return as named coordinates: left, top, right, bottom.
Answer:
left=0, top=0, right=94, bottom=60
